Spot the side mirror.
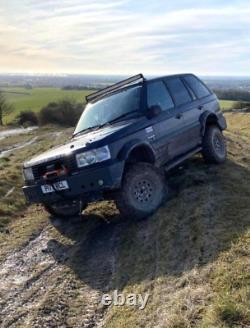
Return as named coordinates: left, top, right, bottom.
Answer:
left=147, top=105, right=163, bottom=119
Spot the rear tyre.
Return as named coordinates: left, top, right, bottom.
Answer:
left=115, top=163, right=167, bottom=221
left=202, top=125, right=227, bottom=164
left=44, top=200, right=87, bottom=218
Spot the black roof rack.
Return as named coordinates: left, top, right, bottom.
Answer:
left=86, top=73, right=145, bottom=102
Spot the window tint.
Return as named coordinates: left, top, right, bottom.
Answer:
left=147, top=81, right=174, bottom=111
left=165, top=78, right=192, bottom=106
left=184, top=75, right=210, bottom=98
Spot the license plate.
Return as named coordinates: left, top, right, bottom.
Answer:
left=41, top=180, right=69, bottom=194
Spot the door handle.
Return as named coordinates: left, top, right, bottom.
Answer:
left=175, top=113, right=183, bottom=119
left=198, top=105, right=204, bottom=110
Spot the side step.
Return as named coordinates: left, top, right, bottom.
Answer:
left=164, top=146, right=202, bottom=172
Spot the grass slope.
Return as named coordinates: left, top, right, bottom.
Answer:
left=0, top=113, right=249, bottom=327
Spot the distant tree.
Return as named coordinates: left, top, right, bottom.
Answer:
left=0, top=91, right=13, bottom=125
left=24, top=84, right=33, bottom=90
left=213, top=88, right=250, bottom=102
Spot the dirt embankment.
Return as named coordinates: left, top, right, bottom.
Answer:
left=0, top=113, right=249, bottom=328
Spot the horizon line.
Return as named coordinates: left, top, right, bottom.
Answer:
left=0, top=72, right=250, bottom=78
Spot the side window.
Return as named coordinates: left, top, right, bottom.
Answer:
left=147, top=81, right=174, bottom=111
left=182, top=79, right=196, bottom=100
left=184, top=75, right=211, bottom=99
left=165, top=78, right=192, bottom=106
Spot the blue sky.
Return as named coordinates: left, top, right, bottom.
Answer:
left=0, top=0, right=249, bottom=75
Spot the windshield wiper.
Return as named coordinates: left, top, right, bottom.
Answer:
left=92, top=111, right=141, bottom=130
left=105, top=110, right=142, bottom=125
left=72, top=125, right=100, bottom=138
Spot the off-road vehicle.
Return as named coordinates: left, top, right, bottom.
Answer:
left=22, top=74, right=227, bottom=219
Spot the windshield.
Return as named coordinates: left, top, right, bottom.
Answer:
left=74, top=85, right=142, bottom=135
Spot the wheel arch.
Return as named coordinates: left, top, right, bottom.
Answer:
left=117, top=140, right=156, bottom=164
left=200, top=111, right=227, bottom=136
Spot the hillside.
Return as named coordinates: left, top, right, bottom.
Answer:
left=0, top=112, right=249, bottom=327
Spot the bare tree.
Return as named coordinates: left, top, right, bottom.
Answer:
left=0, top=91, right=13, bottom=125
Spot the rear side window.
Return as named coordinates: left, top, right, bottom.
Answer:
left=184, top=75, right=211, bottom=99
left=147, top=81, right=174, bottom=111
left=165, top=78, right=192, bottom=106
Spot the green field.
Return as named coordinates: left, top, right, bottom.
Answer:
left=219, top=99, right=237, bottom=110
left=1, top=87, right=94, bottom=123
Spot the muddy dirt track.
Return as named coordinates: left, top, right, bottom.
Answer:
left=0, top=216, right=124, bottom=328
left=0, top=115, right=249, bottom=328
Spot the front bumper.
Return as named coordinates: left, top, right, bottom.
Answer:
left=22, top=161, right=124, bottom=204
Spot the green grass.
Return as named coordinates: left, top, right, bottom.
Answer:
left=219, top=100, right=237, bottom=110
left=1, top=87, right=94, bottom=123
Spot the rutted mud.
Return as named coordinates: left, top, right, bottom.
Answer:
left=0, top=137, right=38, bottom=158
left=0, top=127, right=38, bottom=141
left=0, top=216, right=122, bottom=328
left=0, top=227, right=60, bottom=327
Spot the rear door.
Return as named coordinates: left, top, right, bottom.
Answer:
left=164, top=77, right=194, bottom=155
left=146, top=80, right=186, bottom=164
left=181, top=75, right=213, bottom=148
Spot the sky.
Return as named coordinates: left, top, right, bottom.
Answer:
left=0, top=0, right=249, bottom=76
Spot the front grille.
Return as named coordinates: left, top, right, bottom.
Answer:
left=32, top=154, right=77, bottom=181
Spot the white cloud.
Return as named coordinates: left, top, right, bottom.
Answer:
left=0, top=0, right=249, bottom=75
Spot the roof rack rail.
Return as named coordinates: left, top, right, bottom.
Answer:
left=86, top=73, right=145, bottom=102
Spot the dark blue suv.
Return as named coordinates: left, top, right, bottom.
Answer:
left=22, top=74, right=227, bottom=220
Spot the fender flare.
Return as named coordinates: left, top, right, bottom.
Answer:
left=117, top=139, right=156, bottom=163
left=200, top=111, right=227, bottom=136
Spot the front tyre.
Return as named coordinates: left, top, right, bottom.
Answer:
left=202, top=125, right=227, bottom=164
left=44, top=200, right=87, bottom=218
left=115, top=163, right=167, bottom=221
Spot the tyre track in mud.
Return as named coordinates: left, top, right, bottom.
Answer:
left=0, top=227, right=63, bottom=327
left=0, top=218, right=123, bottom=328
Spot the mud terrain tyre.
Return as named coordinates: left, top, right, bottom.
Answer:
left=115, top=163, right=167, bottom=220
left=44, top=200, right=87, bottom=218
left=202, top=125, right=227, bottom=164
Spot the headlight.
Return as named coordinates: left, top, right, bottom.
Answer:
left=23, top=167, right=34, bottom=181
left=76, top=146, right=111, bottom=168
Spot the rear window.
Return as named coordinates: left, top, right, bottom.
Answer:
left=165, top=78, right=192, bottom=106
left=184, top=75, right=211, bottom=99
left=147, top=81, right=174, bottom=111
